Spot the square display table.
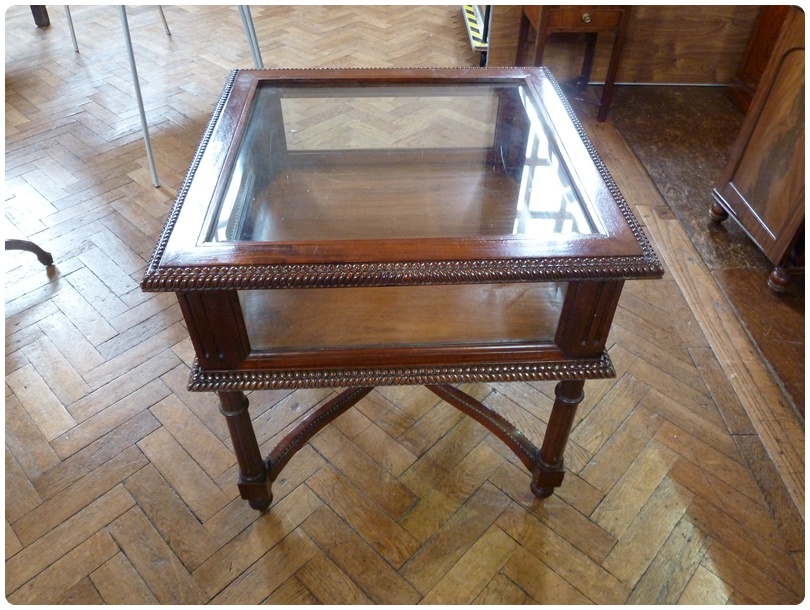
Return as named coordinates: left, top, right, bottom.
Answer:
left=142, top=67, right=662, bottom=511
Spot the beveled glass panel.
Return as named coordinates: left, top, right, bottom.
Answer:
left=239, top=283, right=566, bottom=351
left=206, top=82, right=597, bottom=243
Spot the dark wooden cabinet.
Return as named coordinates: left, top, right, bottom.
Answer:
left=729, top=5, right=790, bottom=113
left=711, top=6, right=804, bottom=292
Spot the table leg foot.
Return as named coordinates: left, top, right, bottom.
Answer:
left=30, top=6, right=50, bottom=28
left=531, top=485, right=554, bottom=499
left=530, top=463, right=566, bottom=499
left=529, top=379, right=585, bottom=499
left=5, top=239, right=54, bottom=266
left=248, top=497, right=272, bottom=512
left=531, top=457, right=566, bottom=498
left=237, top=473, right=274, bottom=512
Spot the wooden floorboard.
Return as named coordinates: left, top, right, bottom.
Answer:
left=5, top=5, right=804, bottom=604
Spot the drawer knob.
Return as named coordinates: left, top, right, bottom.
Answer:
left=582, top=12, right=592, bottom=23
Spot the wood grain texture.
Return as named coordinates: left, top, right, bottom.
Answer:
left=637, top=204, right=805, bottom=517
left=492, top=4, right=759, bottom=85
left=5, top=4, right=803, bottom=604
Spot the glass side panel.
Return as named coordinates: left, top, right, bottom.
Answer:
left=239, top=283, right=566, bottom=351
left=206, top=82, right=598, bottom=243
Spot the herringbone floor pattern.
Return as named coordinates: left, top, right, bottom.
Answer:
left=5, top=5, right=804, bottom=604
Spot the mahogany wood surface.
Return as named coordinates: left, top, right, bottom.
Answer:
left=143, top=67, right=662, bottom=509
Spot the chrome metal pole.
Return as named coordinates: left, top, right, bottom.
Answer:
left=238, top=5, right=264, bottom=69
left=119, top=5, right=160, bottom=187
left=65, top=6, right=79, bottom=53
left=157, top=5, right=171, bottom=36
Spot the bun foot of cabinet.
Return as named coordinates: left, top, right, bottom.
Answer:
left=709, top=201, right=729, bottom=223
left=768, top=266, right=794, bottom=293
left=710, top=198, right=803, bottom=294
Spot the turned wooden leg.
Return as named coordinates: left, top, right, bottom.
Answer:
left=531, top=379, right=585, bottom=498
left=30, top=6, right=50, bottom=28
left=218, top=391, right=272, bottom=511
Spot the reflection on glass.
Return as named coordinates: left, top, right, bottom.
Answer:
left=282, top=94, right=499, bottom=151
left=206, top=83, right=599, bottom=244
left=239, top=282, right=567, bottom=351
left=211, top=154, right=253, bottom=243
left=514, top=87, right=594, bottom=236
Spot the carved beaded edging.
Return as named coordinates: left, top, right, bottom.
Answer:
left=541, top=68, right=663, bottom=275
left=141, top=69, right=239, bottom=287
left=186, top=356, right=615, bottom=391
left=143, top=255, right=660, bottom=291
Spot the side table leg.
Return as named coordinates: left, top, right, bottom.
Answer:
left=30, top=6, right=50, bottom=28
left=531, top=379, right=585, bottom=498
left=218, top=391, right=272, bottom=511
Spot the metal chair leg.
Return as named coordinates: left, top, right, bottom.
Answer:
left=157, top=6, right=171, bottom=36
left=64, top=5, right=170, bottom=54
left=64, top=6, right=79, bottom=53
left=238, top=5, right=264, bottom=69
left=119, top=6, right=160, bottom=187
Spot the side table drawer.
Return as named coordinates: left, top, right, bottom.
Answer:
left=545, top=7, right=625, bottom=32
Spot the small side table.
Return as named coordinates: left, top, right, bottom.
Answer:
left=518, top=5, right=632, bottom=122
left=141, top=67, right=663, bottom=512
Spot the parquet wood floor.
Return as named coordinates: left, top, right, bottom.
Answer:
left=4, top=5, right=804, bottom=604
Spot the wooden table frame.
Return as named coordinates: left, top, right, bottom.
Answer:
left=142, top=67, right=662, bottom=511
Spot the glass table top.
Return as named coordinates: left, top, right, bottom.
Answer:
left=205, top=81, right=599, bottom=244
left=143, top=68, right=663, bottom=292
